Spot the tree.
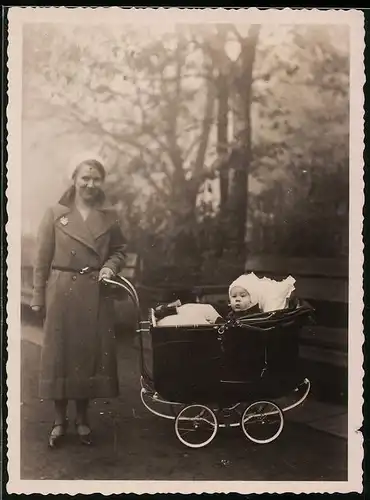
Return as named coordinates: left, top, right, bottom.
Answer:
left=22, top=22, right=350, bottom=286
left=23, top=24, right=219, bottom=264
left=248, top=24, right=349, bottom=257
left=228, top=24, right=260, bottom=265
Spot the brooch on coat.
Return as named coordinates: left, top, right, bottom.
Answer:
left=60, top=216, right=69, bottom=226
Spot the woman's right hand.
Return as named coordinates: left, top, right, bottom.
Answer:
left=31, top=305, right=43, bottom=314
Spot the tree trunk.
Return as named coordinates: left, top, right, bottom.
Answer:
left=207, top=27, right=230, bottom=258
left=216, top=67, right=230, bottom=212
left=216, top=70, right=230, bottom=258
left=229, top=24, right=260, bottom=267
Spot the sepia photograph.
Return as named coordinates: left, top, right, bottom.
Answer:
left=6, top=7, right=364, bottom=495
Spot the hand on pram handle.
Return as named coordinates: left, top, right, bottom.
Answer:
left=101, top=275, right=140, bottom=311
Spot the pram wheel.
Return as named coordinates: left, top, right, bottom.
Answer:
left=175, top=405, right=218, bottom=448
left=241, top=401, right=284, bottom=444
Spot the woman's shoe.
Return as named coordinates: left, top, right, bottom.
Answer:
left=48, top=420, right=68, bottom=449
left=75, top=421, right=93, bottom=446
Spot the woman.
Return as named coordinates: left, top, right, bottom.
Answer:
left=31, top=153, right=127, bottom=448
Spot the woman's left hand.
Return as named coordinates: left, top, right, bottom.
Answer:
left=98, top=267, right=115, bottom=281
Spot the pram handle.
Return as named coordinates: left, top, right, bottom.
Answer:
left=102, top=276, right=153, bottom=382
left=102, top=276, right=140, bottom=314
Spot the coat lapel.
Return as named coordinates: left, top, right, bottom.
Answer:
left=86, top=207, right=116, bottom=241
left=55, top=207, right=100, bottom=255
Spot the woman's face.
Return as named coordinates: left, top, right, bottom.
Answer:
left=230, top=286, right=252, bottom=311
left=74, top=163, right=104, bottom=203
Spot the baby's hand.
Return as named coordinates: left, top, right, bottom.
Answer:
left=205, top=313, right=222, bottom=324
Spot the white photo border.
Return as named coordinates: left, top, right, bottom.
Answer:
left=6, top=6, right=365, bottom=495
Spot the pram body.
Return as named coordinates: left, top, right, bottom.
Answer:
left=104, top=276, right=314, bottom=448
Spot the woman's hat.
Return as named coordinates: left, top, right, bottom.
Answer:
left=66, top=151, right=106, bottom=181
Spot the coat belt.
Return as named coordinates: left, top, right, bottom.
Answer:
left=51, top=265, right=100, bottom=275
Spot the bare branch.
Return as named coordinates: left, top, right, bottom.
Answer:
left=163, top=39, right=187, bottom=174
left=88, top=83, right=130, bottom=100
left=131, top=153, right=169, bottom=198
left=230, top=25, right=245, bottom=44
left=129, top=72, right=177, bottom=169
left=183, top=135, right=201, bottom=163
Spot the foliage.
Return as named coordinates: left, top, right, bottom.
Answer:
left=248, top=25, right=349, bottom=258
left=22, top=23, right=350, bottom=285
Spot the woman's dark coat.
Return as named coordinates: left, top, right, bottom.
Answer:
left=31, top=194, right=127, bottom=400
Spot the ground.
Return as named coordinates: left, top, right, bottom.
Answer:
left=20, top=322, right=347, bottom=481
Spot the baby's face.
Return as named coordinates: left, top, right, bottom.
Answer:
left=230, top=286, right=252, bottom=312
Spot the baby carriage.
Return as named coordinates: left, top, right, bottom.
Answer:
left=104, top=276, right=314, bottom=449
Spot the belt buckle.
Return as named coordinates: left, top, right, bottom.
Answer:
left=79, top=267, right=90, bottom=275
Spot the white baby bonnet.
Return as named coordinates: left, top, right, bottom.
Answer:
left=229, top=272, right=296, bottom=313
left=229, top=273, right=261, bottom=307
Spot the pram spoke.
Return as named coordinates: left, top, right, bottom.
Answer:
left=241, top=401, right=284, bottom=444
left=175, top=405, right=218, bottom=448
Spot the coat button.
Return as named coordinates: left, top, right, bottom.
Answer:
left=72, top=275, right=77, bottom=281
left=71, top=250, right=76, bottom=255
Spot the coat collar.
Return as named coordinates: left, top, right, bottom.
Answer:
left=86, top=207, right=117, bottom=241
left=58, top=185, right=107, bottom=208
left=53, top=189, right=117, bottom=255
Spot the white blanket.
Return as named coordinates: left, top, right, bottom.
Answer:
left=156, top=303, right=221, bottom=327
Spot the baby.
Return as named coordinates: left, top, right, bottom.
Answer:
left=228, top=274, right=261, bottom=315
left=155, top=273, right=296, bottom=327
left=227, top=272, right=296, bottom=317
left=212, top=273, right=262, bottom=324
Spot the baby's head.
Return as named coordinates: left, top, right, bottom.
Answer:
left=228, top=273, right=260, bottom=312
left=229, top=285, right=253, bottom=312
